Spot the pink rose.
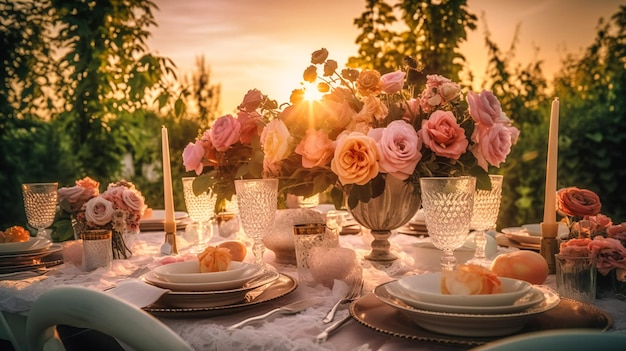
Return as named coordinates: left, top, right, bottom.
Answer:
left=369, top=120, right=422, bottom=180
left=122, top=188, right=145, bottom=213
left=85, top=196, right=114, bottom=226
left=323, top=99, right=356, bottom=132
left=467, top=90, right=506, bottom=127
left=331, top=132, right=379, bottom=185
left=238, top=89, right=263, bottom=112
left=237, top=110, right=262, bottom=144
left=58, top=184, right=98, bottom=212
left=419, top=110, right=468, bottom=160
left=470, top=123, right=516, bottom=171
left=608, top=223, right=626, bottom=241
left=559, top=237, right=592, bottom=257
left=380, top=70, right=405, bottom=94
left=295, top=129, right=335, bottom=168
left=182, top=140, right=205, bottom=175
left=419, top=75, right=458, bottom=113
left=589, top=236, right=626, bottom=275
left=210, top=114, right=241, bottom=152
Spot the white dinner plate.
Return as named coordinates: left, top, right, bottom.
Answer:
left=143, top=268, right=281, bottom=308
left=397, top=272, right=532, bottom=307
left=141, top=265, right=271, bottom=292
left=152, top=261, right=259, bottom=285
left=374, top=282, right=560, bottom=337
left=0, top=237, right=52, bottom=254
left=0, top=243, right=62, bottom=264
left=502, top=224, right=569, bottom=245
left=386, top=281, right=545, bottom=314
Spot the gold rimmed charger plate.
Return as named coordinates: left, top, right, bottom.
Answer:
left=143, top=273, right=297, bottom=318
left=350, top=291, right=612, bottom=347
left=0, top=243, right=62, bottom=267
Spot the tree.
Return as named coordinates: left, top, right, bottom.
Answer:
left=182, top=55, right=222, bottom=130
left=49, top=0, right=183, bottom=183
left=553, top=6, right=626, bottom=222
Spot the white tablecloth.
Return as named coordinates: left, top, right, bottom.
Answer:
left=1, top=226, right=625, bottom=351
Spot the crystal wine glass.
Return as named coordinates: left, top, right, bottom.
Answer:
left=467, top=175, right=503, bottom=267
left=420, top=177, right=476, bottom=271
left=182, top=177, right=216, bottom=250
left=234, top=179, right=278, bottom=266
left=22, top=182, right=58, bottom=240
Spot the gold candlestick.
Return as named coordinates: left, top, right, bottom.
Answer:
left=541, top=222, right=560, bottom=274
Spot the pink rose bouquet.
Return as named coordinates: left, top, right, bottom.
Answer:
left=182, top=48, right=520, bottom=211
left=556, top=187, right=626, bottom=278
left=58, top=178, right=146, bottom=258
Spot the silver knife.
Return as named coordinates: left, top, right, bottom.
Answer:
left=228, top=299, right=321, bottom=330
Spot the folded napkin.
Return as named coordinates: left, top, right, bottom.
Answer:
left=106, top=279, right=170, bottom=308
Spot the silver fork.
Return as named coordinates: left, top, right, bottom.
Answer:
left=322, top=278, right=363, bottom=324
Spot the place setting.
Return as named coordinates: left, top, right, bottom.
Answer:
left=0, top=228, right=63, bottom=276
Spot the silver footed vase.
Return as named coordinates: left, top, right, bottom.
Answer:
left=347, top=176, right=421, bottom=263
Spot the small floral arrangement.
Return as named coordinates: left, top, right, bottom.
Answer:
left=183, top=48, right=520, bottom=211
left=557, top=186, right=626, bottom=276
left=57, top=177, right=146, bottom=258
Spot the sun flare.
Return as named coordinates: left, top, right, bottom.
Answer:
left=303, top=86, right=324, bottom=102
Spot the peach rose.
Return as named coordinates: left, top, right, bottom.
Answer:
left=331, top=132, right=379, bottom=185
left=323, top=60, right=338, bottom=76
left=323, top=99, right=355, bottom=133
left=75, top=177, right=99, bottom=190
left=470, top=123, right=516, bottom=171
left=311, top=48, right=329, bottom=64
left=359, top=96, right=388, bottom=121
left=303, top=65, right=317, bottom=83
left=210, top=114, right=241, bottom=152
left=589, top=236, right=626, bottom=275
left=182, top=140, right=206, bottom=175
left=261, top=119, right=293, bottom=165
left=85, top=196, right=114, bottom=226
left=356, top=70, right=383, bottom=96
left=559, top=237, right=592, bottom=257
left=295, top=129, right=335, bottom=168
left=380, top=70, right=405, bottom=94
left=237, top=89, right=263, bottom=112
left=419, top=110, right=468, bottom=160
left=557, top=187, right=602, bottom=218
left=369, top=120, right=422, bottom=180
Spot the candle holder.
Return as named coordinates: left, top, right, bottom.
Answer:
left=541, top=222, right=560, bottom=274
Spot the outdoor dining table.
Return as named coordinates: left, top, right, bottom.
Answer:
left=1, top=219, right=625, bottom=351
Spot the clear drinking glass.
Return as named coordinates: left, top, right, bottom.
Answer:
left=420, top=177, right=476, bottom=271
left=467, top=175, right=503, bottom=267
left=22, top=182, right=58, bottom=240
left=182, top=177, right=216, bottom=248
left=235, top=179, right=278, bottom=266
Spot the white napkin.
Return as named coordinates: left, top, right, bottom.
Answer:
left=106, top=279, right=170, bottom=308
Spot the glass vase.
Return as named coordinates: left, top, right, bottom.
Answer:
left=555, top=254, right=597, bottom=304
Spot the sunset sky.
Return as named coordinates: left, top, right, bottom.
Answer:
left=147, top=0, right=623, bottom=114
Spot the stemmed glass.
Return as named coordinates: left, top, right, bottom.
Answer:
left=467, top=175, right=504, bottom=267
left=22, top=182, right=58, bottom=240
left=182, top=177, right=216, bottom=250
left=420, top=177, right=476, bottom=271
left=234, top=179, right=278, bottom=266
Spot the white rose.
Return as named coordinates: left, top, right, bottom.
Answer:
left=85, top=196, right=114, bottom=226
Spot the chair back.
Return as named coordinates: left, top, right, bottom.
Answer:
left=26, top=285, right=193, bottom=351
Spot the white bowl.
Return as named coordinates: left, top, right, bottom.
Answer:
left=397, top=272, right=532, bottom=307
left=386, top=281, right=544, bottom=314
left=152, top=260, right=250, bottom=284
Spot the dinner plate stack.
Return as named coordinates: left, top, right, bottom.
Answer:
left=140, top=260, right=285, bottom=309
left=0, top=238, right=63, bottom=275
left=499, top=223, right=569, bottom=251
left=139, top=210, right=192, bottom=232
left=373, top=272, right=560, bottom=337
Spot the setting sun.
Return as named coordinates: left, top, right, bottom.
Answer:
left=303, top=86, right=325, bottom=102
